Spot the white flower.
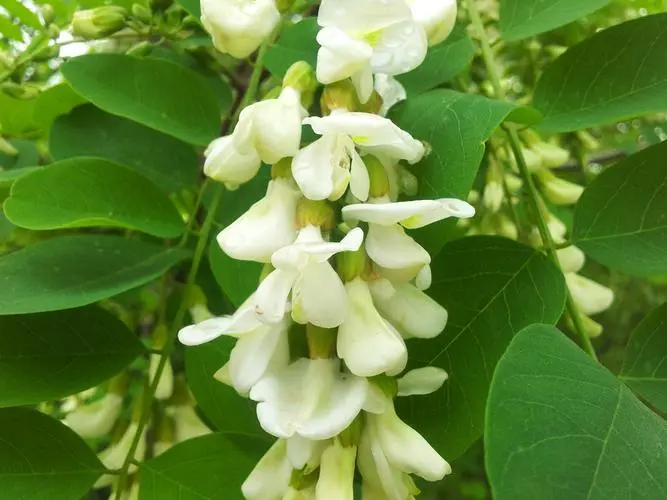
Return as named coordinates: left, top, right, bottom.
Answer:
left=242, top=439, right=292, bottom=500
left=316, top=0, right=427, bottom=101
left=368, top=399, right=451, bottom=482
left=537, top=170, right=584, bottom=205
left=566, top=274, right=615, bottom=316
left=95, top=422, right=147, bottom=487
left=149, top=354, right=174, bottom=400
left=315, top=439, right=356, bottom=500
left=170, top=405, right=211, bottom=442
left=178, top=300, right=290, bottom=395
left=249, top=358, right=369, bottom=441
left=407, top=0, right=458, bottom=46
left=557, top=245, right=586, bottom=274
left=201, top=0, right=280, bottom=59
left=368, top=279, right=447, bottom=339
left=217, top=178, right=301, bottom=263
left=203, top=135, right=261, bottom=189
left=338, top=277, right=408, bottom=377
left=254, top=226, right=364, bottom=327
left=343, top=198, right=475, bottom=229
left=397, top=367, right=448, bottom=396
left=234, top=87, right=304, bottom=165
left=374, top=74, right=407, bottom=116
left=64, top=393, right=123, bottom=439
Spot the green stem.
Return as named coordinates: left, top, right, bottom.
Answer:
left=466, top=0, right=598, bottom=361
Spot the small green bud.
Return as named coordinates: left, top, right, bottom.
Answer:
left=296, top=199, right=335, bottom=230
left=566, top=312, right=603, bottom=338
left=72, top=6, right=128, bottom=40
left=47, top=23, right=60, bottom=38
left=320, top=80, right=360, bottom=115
left=131, top=3, right=152, bottom=23
left=365, top=155, right=390, bottom=198
left=271, top=157, right=293, bottom=180
left=42, top=4, right=56, bottom=25
left=306, top=324, right=338, bottom=359
left=283, top=61, right=317, bottom=95
left=336, top=247, right=368, bottom=283
left=1, top=82, right=40, bottom=99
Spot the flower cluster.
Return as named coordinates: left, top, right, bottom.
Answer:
left=187, top=0, right=465, bottom=498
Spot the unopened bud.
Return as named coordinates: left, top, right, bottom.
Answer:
left=1, top=82, right=40, bottom=99
left=495, top=213, right=518, bottom=240
left=365, top=155, right=390, bottom=198
left=131, top=3, right=152, bottom=23
left=296, top=199, right=335, bottom=230
left=271, top=157, right=293, bottom=180
left=522, top=147, right=543, bottom=172
left=536, top=169, right=583, bottom=205
left=47, top=23, right=60, bottom=38
left=72, top=6, right=128, bottom=39
left=283, top=61, right=317, bottom=107
left=533, top=142, right=570, bottom=168
left=321, top=80, right=359, bottom=115
left=566, top=312, right=603, bottom=338
left=42, top=4, right=56, bottom=25
left=577, top=131, right=601, bottom=151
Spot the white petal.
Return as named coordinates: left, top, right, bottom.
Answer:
left=557, top=245, right=586, bottom=274
left=316, top=27, right=372, bottom=84
left=337, top=278, right=408, bottom=377
left=397, top=367, right=448, bottom=397
left=349, top=147, right=370, bottom=201
left=415, top=264, right=432, bottom=290
left=229, top=321, right=289, bottom=394
left=365, top=223, right=430, bottom=271
left=409, top=0, right=457, bottom=46
left=357, top=425, right=408, bottom=500
left=250, top=359, right=368, bottom=441
left=178, top=302, right=261, bottom=346
left=150, top=353, right=174, bottom=400
left=242, top=439, right=292, bottom=500
left=372, top=402, right=451, bottom=481
left=64, top=393, right=123, bottom=439
left=566, top=273, right=615, bottom=316
left=203, top=135, right=261, bottom=187
left=293, top=261, right=348, bottom=328
left=343, top=198, right=475, bottom=228
left=351, top=65, right=374, bottom=104
left=254, top=269, right=298, bottom=324
left=292, top=135, right=340, bottom=201
left=318, top=0, right=411, bottom=32
left=370, top=20, right=427, bottom=76
left=316, top=440, right=356, bottom=500
left=370, top=280, right=446, bottom=339
left=274, top=227, right=365, bottom=268
left=286, top=435, right=317, bottom=470
left=374, top=74, right=407, bottom=116
left=217, top=178, right=300, bottom=262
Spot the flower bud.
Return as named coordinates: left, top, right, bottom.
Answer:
left=283, top=61, right=317, bottom=107
left=533, top=142, right=570, bottom=168
left=320, top=81, right=360, bottom=115
left=536, top=169, right=584, bottom=205
left=131, top=3, right=152, bottom=23
left=296, top=199, right=335, bottom=230
left=48, top=23, right=60, bottom=38
left=365, top=155, right=390, bottom=198
left=72, top=6, right=128, bottom=39
left=42, top=4, right=56, bottom=25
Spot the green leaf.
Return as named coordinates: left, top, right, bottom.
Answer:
left=32, top=83, right=86, bottom=131
left=397, top=26, right=474, bottom=96
left=0, top=167, right=40, bottom=203
left=185, top=336, right=265, bottom=436
left=140, top=433, right=269, bottom=500
left=391, top=90, right=541, bottom=254
left=0, top=235, right=190, bottom=315
left=0, top=306, right=144, bottom=406
left=499, top=0, right=610, bottom=41
left=175, top=0, right=201, bottom=20
left=0, top=14, right=23, bottom=40
left=1, top=0, right=42, bottom=29
left=0, top=93, right=36, bottom=136
left=61, top=54, right=221, bottom=145
left=534, top=13, right=667, bottom=133
left=4, top=158, right=185, bottom=238
left=486, top=324, right=667, bottom=500
left=398, top=236, right=566, bottom=460
left=620, top=302, right=667, bottom=413
left=0, top=408, right=105, bottom=499
left=265, top=18, right=319, bottom=78
left=0, top=139, right=39, bottom=169
left=572, top=140, right=667, bottom=277
left=50, top=104, right=199, bottom=193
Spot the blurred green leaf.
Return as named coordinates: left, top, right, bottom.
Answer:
left=572, top=140, right=667, bottom=277
left=0, top=94, right=36, bottom=136
left=1, top=0, right=42, bottom=29
left=0, top=408, right=105, bottom=499
left=534, top=13, right=667, bottom=133
left=391, top=90, right=541, bottom=254
left=264, top=18, right=319, bottom=78
left=0, top=235, right=190, bottom=315
left=62, top=54, right=221, bottom=145
left=50, top=104, right=199, bottom=193
left=0, top=14, right=23, bottom=40
left=486, top=324, right=667, bottom=500
left=620, top=302, right=667, bottom=413
left=139, top=433, right=269, bottom=500
left=4, top=158, right=185, bottom=238
left=0, top=167, right=40, bottom=203
left=32, top=83, right=86, bottom=131
left=500, top=0, right=610, bottom=40
left=0, top=306, right=144, bottom=406
left=0, top=139, right=39, bottom=169
left=398, top=236, right=566, bottom=460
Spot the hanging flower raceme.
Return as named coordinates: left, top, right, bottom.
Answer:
left=315, top=0, right=428, bottom=102
left=292, top=109, right=424, bottom=202
left=200, top=0, right=280, bottom=59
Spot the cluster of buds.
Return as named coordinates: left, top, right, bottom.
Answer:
left=180, top=1, right=466, bottom=498
left=465, top=133, right=614, bottom=337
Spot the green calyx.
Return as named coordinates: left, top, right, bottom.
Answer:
left=306, top=324, right=338, bottom=359
left=369, top=374, right=398, bottom=399
left=296, top=199, right=336, bottom=230
left=321, top=80, right=360, bottom=115
left=271, top=157, right=293, bottom=180
left=365, top=155, right=391, bottom=198
left=283, top=61, right=317, bottom=107
left=339, top=415, right=364, bottom=447
left=336, top=247, right=369, bottom=283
